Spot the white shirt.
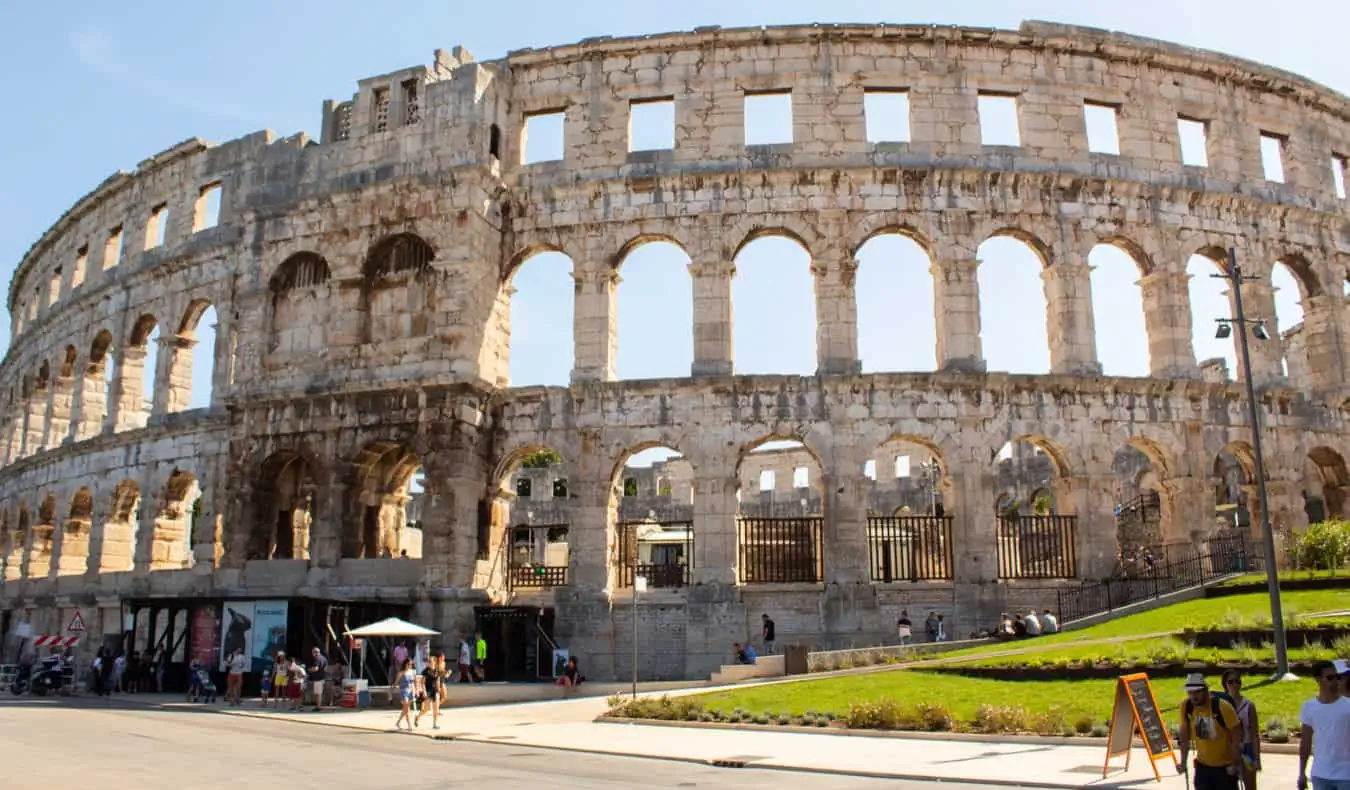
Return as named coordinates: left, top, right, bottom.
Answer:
left=229, top=654, right=249, bottom=674
left=1025, top=614, right=1042, bottom=635
left=459, top=642, right=472, bottom=665
left=1042, top=614, right=1059, bottom=634
left=1300, top=696, right=1350, bottom=780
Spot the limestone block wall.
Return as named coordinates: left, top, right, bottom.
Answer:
left=4, top=20, right=1350, bottom=679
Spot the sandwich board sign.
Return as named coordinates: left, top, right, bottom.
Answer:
left=1103, top=673, right=1177, bottom=782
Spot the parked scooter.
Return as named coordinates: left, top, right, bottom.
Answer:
left=10, top=655, right=63, bottom=696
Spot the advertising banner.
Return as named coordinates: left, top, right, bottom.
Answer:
left=251, top=601, right=289, bottom=672
left=219, top=603, right=255, bottom=672
left=190, top=606, right=220, bottom=670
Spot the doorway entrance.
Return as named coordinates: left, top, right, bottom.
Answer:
left=473, top=606, right=556, bottom=682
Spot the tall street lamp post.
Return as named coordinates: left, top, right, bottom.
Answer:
left=1212, top=247, right=1295, bottom=680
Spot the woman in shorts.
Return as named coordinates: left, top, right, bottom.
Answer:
left=394, top=658, right=416, bottom=730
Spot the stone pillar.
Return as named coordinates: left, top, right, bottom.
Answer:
left=1157, top=476, right=1214, bottom=553
left=689, top=258, right=735, bottom=377
left=948, top=461, right=997, bottom=584
left=931, top=257, right=984, bottom=372
left=155, top=335, right=196, bottom=416
left=71, top=363, right=110, bottom=441
left=1052, top=474, right=1117, bottom=580
left=424, top=477, right=482, bottom=588
left=191, top=482, right=223, bottom=570
left=53, top=516, right=91, bottom=577
left=131, top=497, right=157, bottom=573
left=1139, top=270, right=1199, bottom=379
left=43, top=375, right=74, bottom=448
left=1232, top=280, right=1284, bottom=388
left=308, top=479, right=344, bottom=568
left=566, top=472, right=612, bottom=590
left=1296, top=295, right=1345, bottom=392
left=821, top=469, right=870, bottom=584
left=1042, top=262, right=1101, bottom=376
left=111, top=345, right=149, bottom=431
left=690, top=469, right=738, bottom=585
left=22, top=390, right=47, bottom=456
left=571, top=269, right=617, bottom=383
left=812, top=259, right=860, bottom=375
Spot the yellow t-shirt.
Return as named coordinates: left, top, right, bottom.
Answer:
left=1185, top=696, right=1240, bottom=767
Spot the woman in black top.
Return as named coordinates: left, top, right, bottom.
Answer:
left=415, top=653, right=444, bottom=730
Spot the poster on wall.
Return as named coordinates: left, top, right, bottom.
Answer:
left=190, top=606, right=220, bottom=670
left=219, top=602, right=255, bottom=672
left=251, top=601, right=289, bottom=672
left=552, top=648, right=570, bottom=679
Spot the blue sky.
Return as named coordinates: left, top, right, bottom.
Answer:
left=1, top=1, right=1346, bottom=429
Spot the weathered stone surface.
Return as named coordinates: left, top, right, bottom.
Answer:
left=2, top=21, right=1349, bottom=678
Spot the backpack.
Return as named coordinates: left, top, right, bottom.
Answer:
left=1183, top=695, right=1231, bottom=734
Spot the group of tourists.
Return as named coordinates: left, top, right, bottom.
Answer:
left=1177, top=662, right=1350, bottom=790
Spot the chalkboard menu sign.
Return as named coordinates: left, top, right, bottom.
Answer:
left=1103, top=673, right=1176, bottom=782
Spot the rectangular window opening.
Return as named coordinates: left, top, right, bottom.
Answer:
left=104, top=227, right=123, bottom=270
left=1177, top=117, right=1209, bottom=167
left=1083, top=102, right=1121, bottom=155
left=521, top=110, right=565, bottom=164
left=863, top=459, right=877, bottom=480
left=372, top=87, right=390, bottom=133
left=72, top=245, right=88, bottom=289
left=792, top=466, right=809, bottom=489
left=1259, top=132, right=1286, bottom=183
left=146, top=204, right=168, bottom=249
left=977, top=93, right=1021, bottom=147
left=402, top=79, right=420, bottom=126
left=27, top=292, right=37, bottom=320
left=894, top=455, right=911, bottom=479
left=489, top=123, right=502, bottom=161
left=1333, top=155, right=1348, bottom=200
left=758, top=469, right=776, bottom=492
left=744, top=91, right=793, bottom=146
left=628, top=97, right=675, bottom=152
left=47, top=270, right=61, bottom=307
left=863, top=89, right=912, bottom=144
left=193, top=183, right=222, bottom=232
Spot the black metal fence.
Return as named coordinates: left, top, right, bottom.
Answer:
left=617, top=520, right=694, bottom=588
left=506, top=523, right=570, bottom=589
left=996, top=515, right=1078, bottom=579
left=737, top=516, right=823, bottom=584
left=866, top=516, right=954, bottom=582
left=1056, top=537, right=1257, bottom=624
left=507, top=564, right=568, bottom=588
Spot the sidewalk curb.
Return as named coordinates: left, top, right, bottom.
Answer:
left=595, top=715, right=1301, bottom=755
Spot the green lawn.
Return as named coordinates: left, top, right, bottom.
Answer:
left=957, top=637, right=1349, bottom=669
left=1216, top=569, right=1350, bottom=588
left=694, top=670, right=1319, bottom=730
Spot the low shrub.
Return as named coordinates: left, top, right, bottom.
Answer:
left=1289, top=519, right=1350, bottom=570
left=1073, top=715, right=1095, bottom=735
left=916, top=701, right=954, bottom=731
left=607, top=695, right=705, bottom=721
left=1029, top=707, right=1070, bottom=737
left=1089, top=722, right=1110, bottom=738
left=973, top=704, right=1031, bottom=734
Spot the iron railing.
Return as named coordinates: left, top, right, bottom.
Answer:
left=616, top=520, right=694, bottom=588
left=737, top=516, right=823, bottom=584
left=866, top=516, right=954, bottom=581
left=996, top=515, right=1078, bottom=579
left=507, top=564, right=568, bottom=588
left=506, top=523, right=570, bottom=589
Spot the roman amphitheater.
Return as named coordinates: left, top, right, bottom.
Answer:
left=1, top=19, right=1348, bottom=682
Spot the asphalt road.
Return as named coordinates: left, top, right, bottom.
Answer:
left=0, top=696, right=1037, bottom=789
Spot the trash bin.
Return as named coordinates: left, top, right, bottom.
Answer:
left=783, top=644, right=809, bottom=675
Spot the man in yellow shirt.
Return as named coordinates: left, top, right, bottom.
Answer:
left=1177, top=673, right=1243, bottom=790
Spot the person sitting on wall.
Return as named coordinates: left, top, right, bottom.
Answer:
left=733, top=642, right=757, bottom=665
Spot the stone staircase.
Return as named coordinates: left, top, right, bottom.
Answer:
left=708, top=653, right=785, bottom=684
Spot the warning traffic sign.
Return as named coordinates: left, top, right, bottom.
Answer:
left=66, top=610, right=86, bottom=633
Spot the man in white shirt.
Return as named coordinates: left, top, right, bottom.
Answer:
left=1041, top=609, right=1059, bottom=635
left=1024, top=610, right=1042, bottom=636
left=1298, top=660, right=1350, bottom=790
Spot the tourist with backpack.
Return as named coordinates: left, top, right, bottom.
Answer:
left=1218, top=670, right=1261, bottom=790
left=1177, top=673, right=1243, bottom=790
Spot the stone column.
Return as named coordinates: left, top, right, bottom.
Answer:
left=71, top=363, right=109, bottom=441
left=83, top=500, right=112, bottom=579
left=688, top=258, right=735, bottom=377
left=821, top=467, right=870, bottom=584
left=154, top=335, right=196, bottom=416
left=1157, top=476, right=1214, bottom=553
left=26, top=524, right=54, bottom=579
left=22, top=390, right=47, bottom=455
left=565, top=470, right=612, bottom=590
left=423, top=477, right=482, bottom=588
left=307, top=479, right=345, bottom=568
left=191, top=481, right=223, bottom=570
left=1232, top=280, right=1283, bottom=388
left=131, top=497, right=157, bottom=573
left=948, top=460, right=997, bottom=584
left=1296, top=295, right=1345, bottom=392
left=1042, top=262, right=1101, bottom=376
left=571, top=269, right=617, bottom=383
left=110, top=345, right=149, bottom=431
left=931, top=257, right=984, bottom=372
left=43, top=375, right=74, bottom=448
left=813, top=259, right=860, bottom=375
left=690, top=469, right=738, bottom=585
left=1139, top=270, right=1199, bottom=379
left=1052, top=474, right=1117, bottom=580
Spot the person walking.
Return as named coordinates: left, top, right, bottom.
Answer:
left=226, top=648, right=248, bottom=706
left=415, top=652, right=444, bottom=729
left=457, top=637, right=473, bottom=683
left=393, top=658, right=417, bottom=730
left=1177, top=673, right=1242, bottom=790
left=761, top=614, right=776, bottom=655
left=307, top=647, right=328, bottom=711
left=1220, top=670, right=1261, bottom=790
left=1297, top=660, right=1350, bottom=790
left=473, top=632, right=487, bottom=682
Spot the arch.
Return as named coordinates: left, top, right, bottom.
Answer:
left=1096, top=236, right=1154, bottom=276
left=1273, top=253, right=1325, bottom=301
left=363, top=233, right=435, bottom=280
left=251, top=452, right=316, bottom=561
left=129, top=314, right=159, bottom=347
left=58, top=487, right=95, bottom=577
left=614, top=237, right=693, bottom=380
left=505, top=249, right=574, bottom=387
left=610, top=443, right=692, bottom=589
left=977, top=235, right=1050, bottom=374
left=1088, top=242, right=1150, bottom=376
left=27, top=493, right=58, bottom=579
left=1186, top=252, right=1237, bottom=378
left=850, top=223, right=938, bottom=263
left=609, top=232, right=692, bottom=268
left=101, top=479, right=141, bottom=573
left=729, top=226, right=815, bottom=261
left=177, top=298, right=215, bottom=338
left=503, top=242, right=570, bottom=285
left=1306, top=446, right=1349, bottom=521
left=90, top=329, right=113, bottom=366
left=855, top=231, right=937, bottom=373
left=985, top=228, right=1052, bottom=268
left=732, top=233, right=817, bottom=375
left=270, top=252, right=332, bottom=293
left=12, top=505, right=30, bottom=579
left=493, top=443, right=570, bottom=588
left=59, top=346, right=77, bottom=379
left=36, top=360, right=50, bottom=389
left=344, top=441, right=424, bottom=559
left=735, top=436, right=825, bottom=583
left=69, top=487, right=94, bottom=521
left=172, top=301, right=218, bottom=411
left=1111, top=444, right=1165, bottom=558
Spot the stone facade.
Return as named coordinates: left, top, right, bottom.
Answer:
left=2, top=21, right=1350, bottom=680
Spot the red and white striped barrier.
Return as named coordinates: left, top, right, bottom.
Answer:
left=32, top=635, right=80, bottom=648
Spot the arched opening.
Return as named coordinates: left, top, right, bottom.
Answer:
left=361, top=233, right=436, bottom=343
left=1303, top=446, right=1348, bottom=523
left=1212, top=447, right=1254, bottom=535
left=126, top=314, right=159, bottom=429
left=269, top=252, right=332, bottom=356
left=732, top=234, right=816, bottom=375
left=147, top=470, right=200, bottom=570
left=1187, top=252, right=1237, bottom=380
left=1088, top=242, right=1150, bottom=376
left=614, top=239, right=692, bottom=380
left=343, top=442, right=423, bottom=560
left=977, top=235, right=1050, bottom=373
left=56, top=487, right=94, bottom=576
left=29, top=361, right=51, bottom=454
left=854, top=231, right=937, bottom=372
left=1271, top=257, right=1317, bottom=381
left=505, top=250, right=574, bottom=387
left=2, top=510, right=20, bottom=582
left=993, top=438, right=1075, bottom=579
left=101, top=480, right=141, bottom=573
left=1111, top=445, right=1164, bottom=569
left=614, top=444, right=693, bottom=588
left=176, top=300, right=218, bottom=410
left=48, top=346, right=78, bottom=444
left=250, top=452, right=316, bottom=561
left=735, top=438, right=823, bottom=583
left=28, top=494, right=58, bottom=579
left=78, top=329, right=115, bottom=440
left=10, top=506, right=29, bottom=580
left=866, top=436, right=950, bottom=582
left=493, top=446, right=570, bottom=588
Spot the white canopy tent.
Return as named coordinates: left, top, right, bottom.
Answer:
left=343, top=617, right=440, bottom=684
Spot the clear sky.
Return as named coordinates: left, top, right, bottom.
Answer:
left=1, top=0, right=1346, bottom=427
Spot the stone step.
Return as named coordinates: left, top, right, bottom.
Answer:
left=709, top=653, right=785, bottom=684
